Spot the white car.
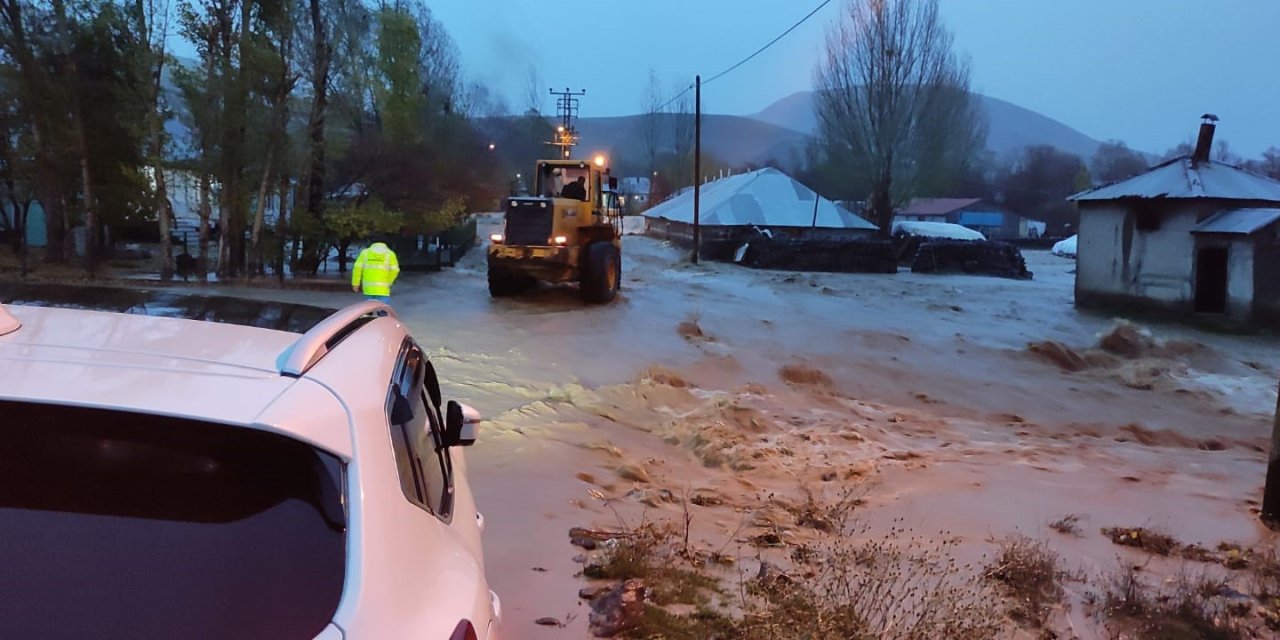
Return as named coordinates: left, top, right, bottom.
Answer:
left=0, top=300, right=499, bottom=639
left=1052, top=234, right=1078, bottom=259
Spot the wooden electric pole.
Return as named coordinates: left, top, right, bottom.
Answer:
left=692, top=75, right=701, bottom=265
left=1262, top=375, right=1280, bottom=525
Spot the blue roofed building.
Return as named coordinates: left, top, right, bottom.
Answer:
left=893, top=198, right=1042, bottom=238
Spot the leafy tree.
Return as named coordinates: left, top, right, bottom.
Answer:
left=998, top=145, right=1086, bottom=235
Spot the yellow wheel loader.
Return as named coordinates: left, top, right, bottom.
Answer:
left=487, top=157, right=623, bottom=303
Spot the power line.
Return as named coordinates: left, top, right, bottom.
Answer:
left=655, top=0, right=834, bottom=113
left=703, top=0, right=834, bottom=87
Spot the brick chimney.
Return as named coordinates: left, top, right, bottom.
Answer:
left=1192, top=113, right=1219, bottom=164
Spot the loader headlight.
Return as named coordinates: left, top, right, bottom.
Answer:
left=552, top=236, right=568, bottom=245
left=489, top=233, right=504, bottom=244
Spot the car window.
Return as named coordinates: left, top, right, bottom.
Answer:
left=388, top=341, right=454, bottom=521
left=0, top=400, right=346, bottom=640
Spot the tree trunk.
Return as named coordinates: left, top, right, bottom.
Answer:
left=197, top=172, right=211, bottom=279
left=304, top=0, right=329, bottom=222
left=249, top=148, right=274, bottom=274
left=155, top=162, right=174, bottom=280
left=276, top=173, right=290, bottom=281
left=145, top=11, right=174, bottom=281
left=0, top=0, right=67, bottom=264
left=76, top=125, right=97, bottom=274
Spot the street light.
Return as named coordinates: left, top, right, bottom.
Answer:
left=487, top=143, right=495, bottom=151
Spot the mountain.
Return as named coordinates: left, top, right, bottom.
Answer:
left=572, top=114, right=809, bottom=173
left=752, top=90, right=1105, bottom=161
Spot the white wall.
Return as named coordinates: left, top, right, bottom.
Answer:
left=1226, top=242, right=1255, bottom=318
left=1076, top=203, right=1198, bottom=304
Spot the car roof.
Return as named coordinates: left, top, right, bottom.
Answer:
left=0, top=303, right=392, bottom=458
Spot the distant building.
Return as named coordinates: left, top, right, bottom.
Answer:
left=1068, top=117, right=1280, bottom=326
left=617, top=177, right=652, bottom=213
left=893, top=197, right=1039, bottom=238
left=642, top=168, right=877, bottom=258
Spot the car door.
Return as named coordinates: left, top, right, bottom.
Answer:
left=386, top=340, right=492, bottom=630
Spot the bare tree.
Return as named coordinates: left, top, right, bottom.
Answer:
left=523, top=65, right=543, bottom=116
left=639, top=68, right=663, bottom=176
left=814, top=0, right=986, bottom=236
left=669, top=84, right=693, bottom=188
left=1090, top=140, right=1148, bottom=184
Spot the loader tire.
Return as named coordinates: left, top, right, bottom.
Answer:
left=581, top=242, right=620, bottom=304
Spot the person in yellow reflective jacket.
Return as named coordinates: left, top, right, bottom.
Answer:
left=351, top=241, right=400, bottom=303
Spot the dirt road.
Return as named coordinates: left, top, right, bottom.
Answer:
left=72, top=228, right=1279, bottom=637
left=338, top=229, right=1266, bottom=638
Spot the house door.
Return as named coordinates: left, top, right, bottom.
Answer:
left=1194, top=246, right=1229, bottom=313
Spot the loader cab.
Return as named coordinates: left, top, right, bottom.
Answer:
left=536, top=161, right=592, bottom=201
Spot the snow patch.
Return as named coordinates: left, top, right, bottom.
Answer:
left=891, top=221, right=986, bottom=241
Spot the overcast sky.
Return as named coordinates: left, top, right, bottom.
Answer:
left=429, top=0, right=1280, bottom=158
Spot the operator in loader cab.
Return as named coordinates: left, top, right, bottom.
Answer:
left=561, top=176, right=587, bottom=201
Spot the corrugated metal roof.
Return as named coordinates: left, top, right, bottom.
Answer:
left=898, top=197, right=984, bottom=216
left=1070, top=157, right=1280, bottom=202
left=641, top=168, right=878, bottom=230
left=1192, top=208, right=1280, bottom=235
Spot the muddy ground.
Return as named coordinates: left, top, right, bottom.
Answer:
left=8, top=222, right=1278, bottom=638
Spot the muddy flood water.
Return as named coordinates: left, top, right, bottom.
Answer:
left=6, top=225, right=1280, bottom=638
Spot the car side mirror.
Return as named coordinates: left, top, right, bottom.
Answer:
left=443, top=400, right=480, bottom=447
left=608, top=177, right=618, bottom=190
left=390, top=389, right=415, bottom=425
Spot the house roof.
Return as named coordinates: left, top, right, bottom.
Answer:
left=642, top=168, right=878, bottom=230
left=1069, top=157, right=1280, bottom=202
left=898, top=198, right=984, bottom=216
left=1192, top=208, right=1280, bottom=235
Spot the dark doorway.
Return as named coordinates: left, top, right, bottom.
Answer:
left=1194, top=246, right=1229, bottom=313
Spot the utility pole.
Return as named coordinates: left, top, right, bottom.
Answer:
left=1262, top=375, right=1280, bottom=525
left=692, top=75, right=701, bottom=264
left=548, top=87, right=585, bottom=158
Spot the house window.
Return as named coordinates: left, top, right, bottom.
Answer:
left=1134, top=203, right=1161, bottom=231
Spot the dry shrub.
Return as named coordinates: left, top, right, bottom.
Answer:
left=1102, top=563, right=1244, bottom=640
left=740, top=530, right=1002, bottom=639
left=983, top=536, right=1063, bottom=628
left=1102, top=526, right=1180, bottom=556
left=779, top=363, right=833, bottom=387
left=583, top=497, right=1003, bottom=639
left=1249, top=548, right=1280, bottom=631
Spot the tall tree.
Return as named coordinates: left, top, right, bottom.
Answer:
left=302, top=0, right=329, bottom=225
left=134, top=0, right=177, bottom=279
left=814, top=0, right=986, bottom=236
left=638, top=68, right=663, bottom=178
left=999, top=145, right=1087, bottom=235
left=1090, top=140, right=1148, bottom=184
left=667, top=86, right=693, bottom=189
left=0, top=0, right=75, bottom=263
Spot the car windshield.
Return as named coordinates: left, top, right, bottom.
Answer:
left=0, top=401, right=346, bottom=640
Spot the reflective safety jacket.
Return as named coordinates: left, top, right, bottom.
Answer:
left=352, top=242, right=400, bottom=296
